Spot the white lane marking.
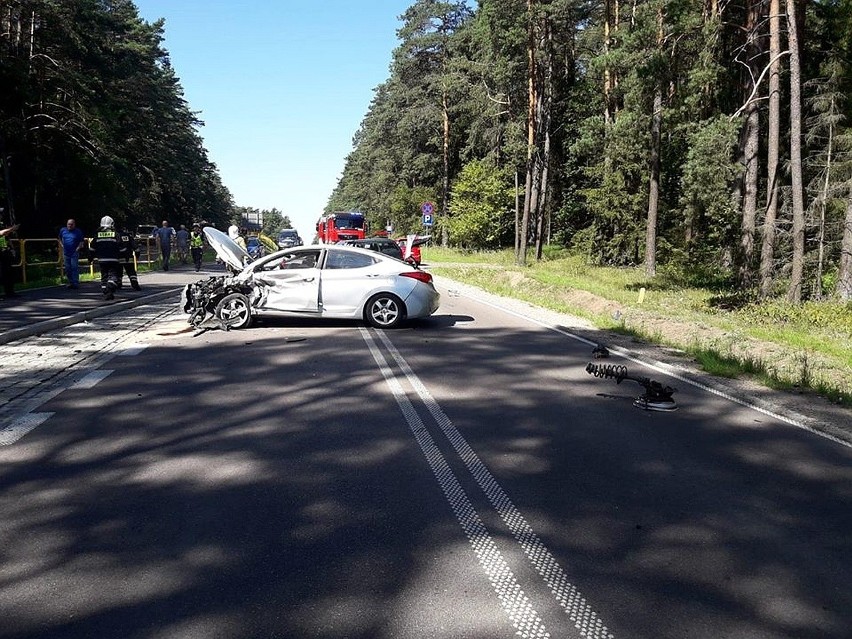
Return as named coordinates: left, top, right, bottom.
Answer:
left=119, top=343, right=149, bottom=356
left=0, top=413, right=54, bottom=446
left=360, top=329, right=551, bottom=639
left=71, top=370, right=114, bottom=389
left=373, top=329, right=615, bottom=639
left=461, top=289, right=851, bottom=449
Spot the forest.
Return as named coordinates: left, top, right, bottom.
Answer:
left=327, top=0, right=852, bottom=302
left=0, top=0, right=234, bottom=236
left=3, top=1, right=852, bottom=304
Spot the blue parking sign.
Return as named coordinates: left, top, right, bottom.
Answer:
left=422, top=213, right=433, bottom=226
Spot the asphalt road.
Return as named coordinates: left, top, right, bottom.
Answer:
left=1, top=280, right=850, bottom=638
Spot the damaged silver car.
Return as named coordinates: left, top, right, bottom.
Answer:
left=182, top=227, right=440, bottom=331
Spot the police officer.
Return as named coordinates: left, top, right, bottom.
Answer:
left=0, top=222, right=21, bottom=300
left=189, top=223, right=204, bottom=272
left=118, top=226, right=141, bottom=290
left=89, top=216, right=125, bottom=300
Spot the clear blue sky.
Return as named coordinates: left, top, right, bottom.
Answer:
left=133, top=0, right=411, bottom=236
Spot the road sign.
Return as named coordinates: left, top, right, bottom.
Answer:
left=422, top=213, right=433, bottom=226
left=421, top=202, right=434, bottom=215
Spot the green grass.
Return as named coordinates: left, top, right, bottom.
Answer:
left=425, top=247, right=852, bottom=407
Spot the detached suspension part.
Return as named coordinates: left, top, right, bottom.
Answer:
left=585, top=362, right=678, bottom=411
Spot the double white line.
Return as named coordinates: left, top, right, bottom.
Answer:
left=360, top=327, right=614, bottom=639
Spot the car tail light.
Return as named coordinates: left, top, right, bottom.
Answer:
left=400, top=271, right=433, bottom=284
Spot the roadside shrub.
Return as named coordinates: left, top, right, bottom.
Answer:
left=737, top=299, right=852, bottom=333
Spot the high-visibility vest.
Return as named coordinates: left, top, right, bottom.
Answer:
left=190, top=232, right=203, bottom=248
left=0, top=235, right=7, bottom=249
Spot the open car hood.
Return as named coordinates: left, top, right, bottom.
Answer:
left=204, top=226, right=251, bottom=271
left=399, top=234, right=430, bottom=247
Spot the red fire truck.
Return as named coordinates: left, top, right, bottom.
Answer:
left=316, top=211, right=367, bottom=243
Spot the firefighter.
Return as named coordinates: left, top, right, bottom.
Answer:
left=89, top=216, right=124, bottom=300
left=118, top=226, right=141, bottom=290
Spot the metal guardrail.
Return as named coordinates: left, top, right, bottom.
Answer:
left=6, top=236, right=162, bottom=284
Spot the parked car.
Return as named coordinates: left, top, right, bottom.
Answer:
left=277, top=229, right=302, bottom=249
left=395, top=236, right=426, bottom=266
left=340, top=237, right=403, bottom=261
left=246, top=236, right=265, bottom=260
left=181, top=227, right=440, bottom=330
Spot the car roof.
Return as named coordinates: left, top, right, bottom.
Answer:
left=255, top=243, right=408, bottom=264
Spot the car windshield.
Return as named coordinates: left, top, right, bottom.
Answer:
left=334, top=216, right=364, bottom=230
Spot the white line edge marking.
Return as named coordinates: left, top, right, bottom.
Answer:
left=360, top=328, right=551, bottom=639
left=0, top=413, right=54, bottom=446
left=120, top=343, right=149, bottom=356
left=462, top=290, right=851, bottom=450
left=71, top=370, right=114, bottom=389
left=373, top=329, right=615, bottom=639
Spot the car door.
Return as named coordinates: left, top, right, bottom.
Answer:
left=319, top=248, right=390, bottom=316
left=251, top=249, right=322, bottom=312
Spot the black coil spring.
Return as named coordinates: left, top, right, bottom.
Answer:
left=585, top=362, right=628, bottom=381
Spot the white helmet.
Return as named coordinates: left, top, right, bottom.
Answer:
left=228, top=225, right=240, bottom=239
left=100, top=216, right=114, bottom=228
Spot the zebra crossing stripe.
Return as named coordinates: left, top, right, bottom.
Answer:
left=71, top=370, right=114, bottom=389
left=0, top=413, right=54, bottom=446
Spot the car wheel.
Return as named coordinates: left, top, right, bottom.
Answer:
left=365, top=293, right=405, bottom=329
left=215, top=293, right=253, bottom=329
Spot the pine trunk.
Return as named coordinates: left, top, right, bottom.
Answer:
left=838, top=186, right=852, bottom=300
left=759, top=0, right=782, bottom=298
left=738, top=0, right=762, bottom=288
left=645, top=6, right=664, bottom=278
left=441, top=87, right=450, bottom=248
left=786, top=0, right=805, bottom=303
left=518, top=0, right=536, bottom=266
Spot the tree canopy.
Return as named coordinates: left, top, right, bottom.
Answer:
left=0, top=0, right=233, bottom=236
left=329, top=0, right=852, bottom=301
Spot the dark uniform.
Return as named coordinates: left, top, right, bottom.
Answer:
left=0, top=229, right=18, bottom=298
left=89, top=216, right=126, bottom=300
left=118, top=228, right=141, bottom=290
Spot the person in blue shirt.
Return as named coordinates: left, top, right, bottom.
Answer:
left=58, top=218, right=84, bottom=289
left=151, top=220, right=176, bottom=271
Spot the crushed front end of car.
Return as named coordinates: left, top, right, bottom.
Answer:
left=181, top=275, right=255, bottom=333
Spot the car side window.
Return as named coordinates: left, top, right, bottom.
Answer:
left=325, top=250, right=376, bottom=270
left=277, top=250, right=320, bottom=270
